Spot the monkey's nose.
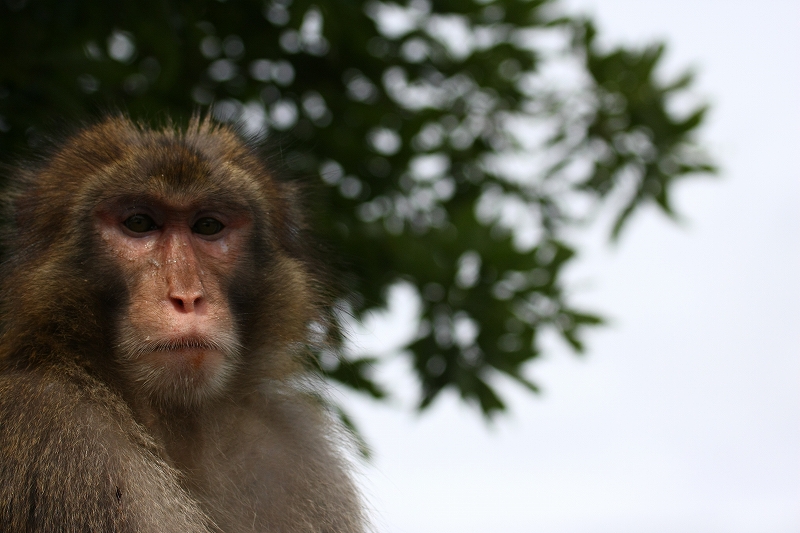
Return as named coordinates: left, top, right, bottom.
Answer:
left=170, top=293, right=204, bottom=313
left=168, top=275, right=205, bottom=313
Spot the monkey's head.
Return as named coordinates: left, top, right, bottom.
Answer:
left=0, top=116, right=326, bottom=406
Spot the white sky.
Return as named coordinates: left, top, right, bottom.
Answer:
left=340, top=1, right=800, bottom=532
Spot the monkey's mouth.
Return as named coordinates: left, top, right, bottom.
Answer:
left=129, top=337, right=230, bottom=377
left=117, top=333, right=242, bottom=403
left=123, top=334, right=239, bottom=357
left=142, top=337, right=229, bottom=367
left=149, top=337, right=220, bottom=352
left=116, top=329, right=242, bottom=383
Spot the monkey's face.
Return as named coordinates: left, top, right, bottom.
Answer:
left=94, top=195, right=252, bottom=406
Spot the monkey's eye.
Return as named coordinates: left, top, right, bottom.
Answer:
left=123, top=214, right=158, bottom=233
left=192, top=217, right=224, bottom=236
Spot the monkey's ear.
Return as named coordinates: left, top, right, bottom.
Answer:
left=5, top=116, right=139, bottom=241
left=274, top=182, right=311, bottom=259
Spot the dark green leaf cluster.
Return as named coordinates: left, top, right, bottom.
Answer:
left=576, top=22, right=715, bottom=237
left=0, top=0, right=713, bottom=418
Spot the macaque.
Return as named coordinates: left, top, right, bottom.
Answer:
left=0, top=116, right=366, bottom=532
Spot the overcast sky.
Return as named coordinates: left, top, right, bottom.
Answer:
left=341, top=1, right=800, bottom=532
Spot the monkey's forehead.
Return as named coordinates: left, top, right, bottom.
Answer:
left=31, top=118, right=282, bottom=200
left=91, top=191, right=254, bottom=222
left=85, top=158, right=267, bottom=206
left=6, top=118, right=296, bottom=240
left=72, top=122, right=274, bottom=190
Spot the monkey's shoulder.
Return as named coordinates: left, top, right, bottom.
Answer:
left=0, top=368, right=216, bottom=533
left=0, top=366, right=152, bottom=453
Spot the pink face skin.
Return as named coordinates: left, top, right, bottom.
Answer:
left=94, top=197, right=252, bottom=404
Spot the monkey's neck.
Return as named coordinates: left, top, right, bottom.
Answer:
left=127, top=393, right=247, bottom=474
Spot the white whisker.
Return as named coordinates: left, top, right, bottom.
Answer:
left=114, top=322, right=243, bottom=406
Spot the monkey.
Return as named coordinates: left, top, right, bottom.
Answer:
left=0, top=116, right=367, bottom=533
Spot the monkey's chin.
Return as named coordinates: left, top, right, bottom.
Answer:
left=131, top=348, right=236, bottom=406
left=118, top=335, right=241, bottom=407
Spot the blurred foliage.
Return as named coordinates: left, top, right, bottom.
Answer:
left=0, top=0, right=713, bottom=417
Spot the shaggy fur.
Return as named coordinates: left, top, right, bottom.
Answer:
left=0, top=116, right=365, bottom=533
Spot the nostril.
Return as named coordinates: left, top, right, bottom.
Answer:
left=170, top=294, right=203, bottom=313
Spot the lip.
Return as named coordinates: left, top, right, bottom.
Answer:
left=148, top=337, right=218, bottom=352
left=139, top=341, right=226, bottom=373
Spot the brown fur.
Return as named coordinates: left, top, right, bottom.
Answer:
left=0, top=116, right=365, bottom=532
